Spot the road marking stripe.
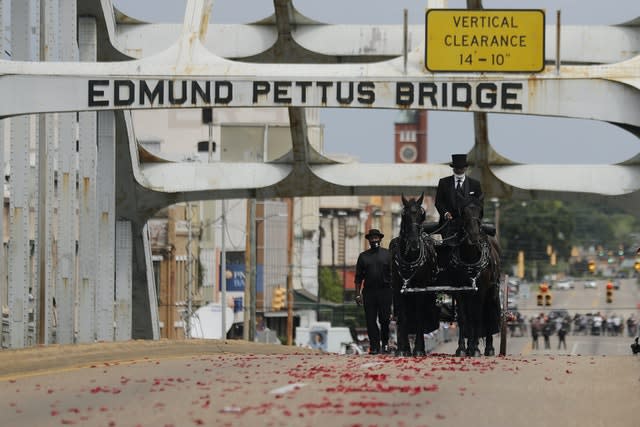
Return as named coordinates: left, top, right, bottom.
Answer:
left=0, top=353, right=199, bottom=382
left=361, top=362, right=384, bottom=369
left=269, top=383, right=307, bottom=395
left=570, top=342, right=579, bottom=355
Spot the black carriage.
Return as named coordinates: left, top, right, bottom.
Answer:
left=390, top=194, right=503, bottom=357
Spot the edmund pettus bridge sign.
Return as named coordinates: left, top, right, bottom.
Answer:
left=426, top=9, right=545, bottom=72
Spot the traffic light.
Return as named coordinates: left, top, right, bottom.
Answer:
left=272, top=287, right=286, bottom=310
left=635, top=261, right=640, bottom=273
left=537, top=283, right=549, bottom=306
left=606, top=281, right=613, bottom=304
left=517, top=251, right=525, bottom=279
left=588, top=260, right=596, bottom=274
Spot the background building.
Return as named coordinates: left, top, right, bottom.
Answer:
left=395, top=110, right=428, bottom=164
left=133, top=108, right=324, bottom=339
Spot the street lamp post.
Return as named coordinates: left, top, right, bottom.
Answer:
left=490, top=197, right=500, bottom=242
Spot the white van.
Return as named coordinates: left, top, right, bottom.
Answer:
left=295, top=322, right=355, bottom=354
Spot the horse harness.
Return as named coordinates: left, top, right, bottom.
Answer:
left=450, top=237, right=491, bottom=290
left=393, top=231, right=437, bottom=293
left=400, top=219, right=491, bottom=293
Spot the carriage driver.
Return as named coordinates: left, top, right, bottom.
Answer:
left=355, top=229, right=393, bottom=355
left=435, top=153, right=484, bottom=225
left=434, top=154, right=484, bottom=271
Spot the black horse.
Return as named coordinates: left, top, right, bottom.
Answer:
left=390, top=194, right=439, bottom=357
left=450, top=196, right=502, bottom=357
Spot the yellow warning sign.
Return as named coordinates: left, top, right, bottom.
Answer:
left=426, top=9, right=545, bottom=72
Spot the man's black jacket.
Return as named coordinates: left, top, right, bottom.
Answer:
left=435, top=175, right=483, bottom=223
left=355, top=247, right=392, bottom=290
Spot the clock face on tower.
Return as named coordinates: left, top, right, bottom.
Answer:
left=399, top=144, right=418, bottom=163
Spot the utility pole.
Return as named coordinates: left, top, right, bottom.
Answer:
left=185, top=202, right=194, bottom=339
left=286, top=199, right=294, bottom=345
left=220, top=199, right=227, bottom=339
left=243, top=199, right=256, bottom=341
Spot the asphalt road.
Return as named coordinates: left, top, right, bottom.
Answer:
left=1, top=339, right=638, bottom=427
left=0, top=279, right=637, bottom=427
left=513, top=277, right=639, bottom=318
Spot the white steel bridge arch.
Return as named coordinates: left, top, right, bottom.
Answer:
left=0, top=0, right=638, bottom=345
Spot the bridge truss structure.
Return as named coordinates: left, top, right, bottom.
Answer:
left=0, top=0, right=638, bottom=347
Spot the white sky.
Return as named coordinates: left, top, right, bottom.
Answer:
left=114, top=0, right=640, bottom=164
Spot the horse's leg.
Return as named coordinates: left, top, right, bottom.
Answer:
left=470, top=332, right=481, bottom=357
left=396, top=321, right=409, bottom=356
left=467, top=295, right=482, bottom=357
left=395, top=296, right=411, bottom=357
left=465, top=320, right=477, bottom=357
left=483, top=277, right=500, bottom=356
left=484, top=289, right=497, bottom=356
left=455, top=297, right=467, bottom=357
left=413, top=294, right=426, bottom=357
left=484, top=334, right=495, bottom=356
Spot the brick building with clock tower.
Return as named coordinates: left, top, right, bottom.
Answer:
left=394, top=110, right=428, bottom=164
left=391, top=110, right=438, bottom=222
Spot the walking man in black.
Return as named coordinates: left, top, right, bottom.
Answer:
left=355, top=229, right=392, bottom=355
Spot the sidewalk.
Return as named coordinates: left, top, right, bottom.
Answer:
left=0, top=339, right=318, bottom=378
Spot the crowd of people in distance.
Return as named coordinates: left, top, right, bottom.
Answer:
left=529, top=313, right=570, bottom=350
left=570, top=312, right=637, bottom=337
left=508, top=311, right=637, bottom=341
left=504, top=311, right=640, bottom=352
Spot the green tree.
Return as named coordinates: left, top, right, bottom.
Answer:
left=499, top=200, right=575, bottom=265
left=493, top=199, right=640, bottom=280
left=318, top=267, right=343, bottom=303
left=570, top=201, right=639, bottom=249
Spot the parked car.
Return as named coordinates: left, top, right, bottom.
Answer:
left=507, top=280, right=520, bottom=295
left=548, top=309, right=570, bottom=321
left=555, top=280, right=573, bottom=290
left=584, top=281, right=597, bottom=289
